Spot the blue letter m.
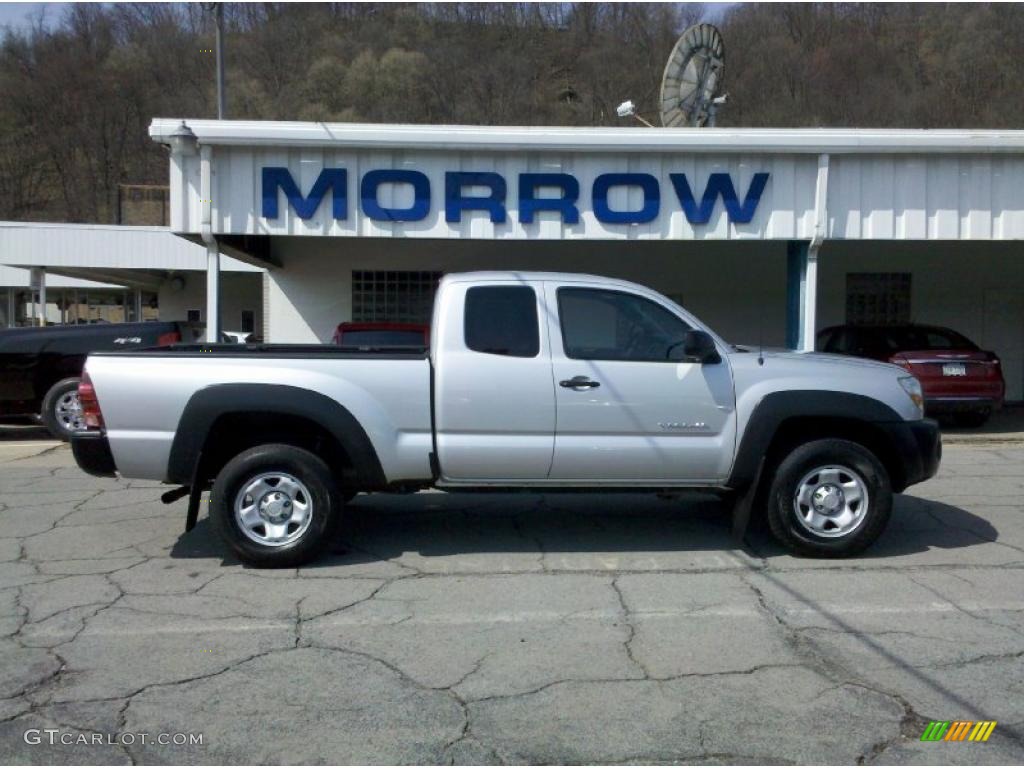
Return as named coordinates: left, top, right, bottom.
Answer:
left=669, top=172, right=769, bottom=225
left=262, top=167, right=348, bottom=220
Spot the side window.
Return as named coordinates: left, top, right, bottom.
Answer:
left=826, top=328, right=855, bottom=354
left=557, top=288, right=691, bottom=362
left=464, top=286, right=539, bottom=358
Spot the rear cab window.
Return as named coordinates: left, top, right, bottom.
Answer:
left=464, top=286, right=540, bottom=357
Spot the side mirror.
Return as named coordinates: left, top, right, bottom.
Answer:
left=669, top=329, right=721, bottom=364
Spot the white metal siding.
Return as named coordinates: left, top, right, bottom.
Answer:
left=168, top=137, right=1024, bottom=242
left=0, top=265, right=121, bottom=288
left=177, top=147, right=821, bottom=241
left=827, top=155, right=1024, bottom=240
left=0, top=222, right=262, bottom=271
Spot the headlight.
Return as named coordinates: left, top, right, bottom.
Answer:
left=899, top=376, right=924, bottom=418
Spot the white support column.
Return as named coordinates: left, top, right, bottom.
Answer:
left=800, top=153, right=830, bottom=352
left=31, top=267, right=46, bottom=327
left=800, top=246, right=819, bottom=352
left=205, top=241, right=220, bottom=340
left=200, top=143, right=220, bottom=341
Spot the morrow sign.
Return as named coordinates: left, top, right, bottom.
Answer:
left=262, top=168, right=770, bottom=225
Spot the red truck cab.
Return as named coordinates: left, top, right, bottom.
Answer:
left=331, top=322, right=430, bottom=348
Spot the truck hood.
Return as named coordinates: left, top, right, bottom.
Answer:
left=731, top=346, right=906, bottom=375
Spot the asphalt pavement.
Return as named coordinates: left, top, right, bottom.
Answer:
left=0, top=434, right=1022, bottom=764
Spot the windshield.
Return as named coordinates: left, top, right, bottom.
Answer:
left=880, top=327, right=978, bottom=351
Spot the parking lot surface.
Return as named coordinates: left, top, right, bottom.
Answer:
left=0, top=433, right=1022, bottom=764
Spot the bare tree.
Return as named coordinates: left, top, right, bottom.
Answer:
left=1, top=2, right=1022, bottom=222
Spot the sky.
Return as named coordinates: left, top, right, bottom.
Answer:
left=0, top=1, right=736, bottom=33
left=0, top=2, right=69, bottom=31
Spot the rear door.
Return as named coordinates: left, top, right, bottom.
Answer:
left=433, top=279, right=556, bottom=481
left=545, top=283, right=736, bottom=483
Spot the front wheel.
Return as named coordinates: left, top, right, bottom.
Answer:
left=210, top=444, right=343, bottom=567
left=766, top=438, right=892, bottom=558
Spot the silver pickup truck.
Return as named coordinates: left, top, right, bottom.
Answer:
left=71, top=271, right=940, bottom=566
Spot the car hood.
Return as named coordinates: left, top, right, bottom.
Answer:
left=731, top=347, right=906, bottom=375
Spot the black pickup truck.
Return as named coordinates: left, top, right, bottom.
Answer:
left=0, top=321, right=199, bottom=439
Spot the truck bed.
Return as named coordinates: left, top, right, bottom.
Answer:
left=90, top=343, right=429, bottom=359
left=86, top=346, right=433, bottom=483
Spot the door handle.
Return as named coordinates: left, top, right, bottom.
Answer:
left=559, top=375, right=601, bottom=390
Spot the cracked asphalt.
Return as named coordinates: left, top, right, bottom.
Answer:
left=0, top=433, right=1023, bottom=765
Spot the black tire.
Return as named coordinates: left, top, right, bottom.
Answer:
left=210, top=443, right=343, bottom=567
left=766, top=438, right=892, bottom=558
left=953, top=410, right=990, bottom=429
left=40, top=377, right=83, bottom=441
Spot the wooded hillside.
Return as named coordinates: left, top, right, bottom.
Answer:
left=2, top=2, right=1020, bottom=223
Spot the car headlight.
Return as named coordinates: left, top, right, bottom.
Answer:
left=899, top=375, right=924, bottom=418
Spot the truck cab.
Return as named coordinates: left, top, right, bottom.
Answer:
left=432, top=273, right=736, bottom=484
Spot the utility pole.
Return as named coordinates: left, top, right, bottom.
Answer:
left=200, top=3, right=225, bottom=342
left=203, top=3, right=226, bottom=118
left=211, top=4, right=224, bottom=340
left=214, top=3, right=226, bottom=119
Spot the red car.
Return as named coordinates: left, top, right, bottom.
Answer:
left=817, top=324, right=1004, bottom=426
left=331, top=321, right=429, bottom=348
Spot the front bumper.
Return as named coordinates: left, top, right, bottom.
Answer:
left=878, top=418, right=941, bottom=492
left=70, top=430, right=117, bottom=478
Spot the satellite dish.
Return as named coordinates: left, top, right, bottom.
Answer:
left=659, top=24, right=725, bottom=127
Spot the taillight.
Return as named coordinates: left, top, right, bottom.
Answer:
left=78, top=372, right=104, bottom=430
left=980, top=351, right=1003, bottom=376
left=888, top=355, right=913, bottom=372
left=157, top=330, right=181, bottom=346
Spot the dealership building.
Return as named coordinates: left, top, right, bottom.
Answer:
left=143, top=119, right=1024, bottom=401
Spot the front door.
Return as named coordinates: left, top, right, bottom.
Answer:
left=546, top=284, right=736, bottom=483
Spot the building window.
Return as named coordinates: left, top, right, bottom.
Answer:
left=240, top=309, right=255, bottom=334
left=846, top=273, right=911, bottom=326
left=351, top=271, right=441, bottom=324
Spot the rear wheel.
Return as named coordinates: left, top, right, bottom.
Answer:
left=210, top=444, right=342, bottom=567
left=766, top=438, right=892, bottom=557
left=40, top=377, right=84, bottom=441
